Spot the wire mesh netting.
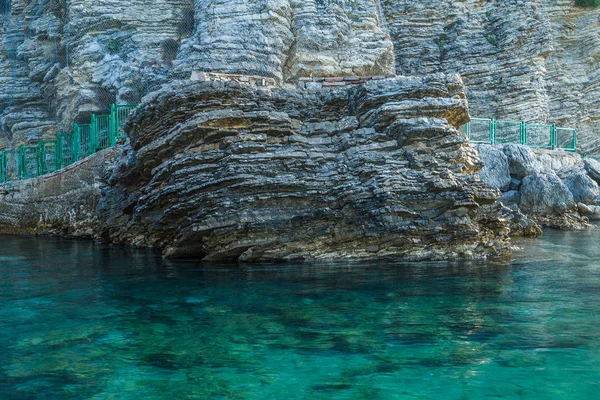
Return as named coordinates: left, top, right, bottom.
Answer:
left=526, top=124, right=552, bottom=148
left=494, top=121, right=521, bottom=145
left=556, top=127, right=577, bottom=151
left=467, top=118, right=491, bottom=143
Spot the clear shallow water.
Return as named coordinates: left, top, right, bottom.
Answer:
left=0, top=232, right=599, bottom=399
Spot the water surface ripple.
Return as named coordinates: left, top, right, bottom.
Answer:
left=0, top=230, right=599, bottom=399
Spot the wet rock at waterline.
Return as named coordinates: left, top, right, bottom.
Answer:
left=91, top=75, right=511, bottom=261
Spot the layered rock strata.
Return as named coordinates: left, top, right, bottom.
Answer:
left=176, top=0, right=394, bottom=83
left=88, top=74, right=510, bottom=261
left=382, top=0, right=600, bottom=153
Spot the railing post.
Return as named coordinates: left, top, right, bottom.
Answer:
left=550, top=124, right=556, bottom=150
left=73, top=125, right=81, bottom=161
left=18, top=145, right=25, bottom=180
left=55, top=133, right=63, bottom=170
left=0, top=150, right=5, bottom=183
left=37, top=140, right=46, bottom=176
left=519, top=122, right=525, bottom=145
left=109, top=104, right=117, bottom=147
left=573, top=129, right=577, bottom=152
left=489, top=118, right=496, bottom=145
left=90, top=114, right=98, bottom=155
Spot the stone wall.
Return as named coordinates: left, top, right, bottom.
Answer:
left=0, top=147, right=118, bottom=237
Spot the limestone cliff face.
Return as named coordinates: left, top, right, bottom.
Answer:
left=176, top=0, right=394, bottom=83
left=382, top=0, right=600, bottom=152
left=94, top=75, right=509, bottom=261
left=0, top=0, right=393, bottom=146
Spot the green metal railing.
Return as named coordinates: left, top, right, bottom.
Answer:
left=460, top=118, right=577, bottom=152
left=0, top=103, right=137, bottom=184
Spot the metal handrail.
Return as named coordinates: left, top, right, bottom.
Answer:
left=0, top=103, right=138, bottom=183
left=460, top=118, right=576, bottom=152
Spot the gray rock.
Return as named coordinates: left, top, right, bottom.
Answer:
left=502, top=144, right=542, bottom=180
left=584, top=158, right=600, bottom=184
left=383, top=1, right=600, bottom=154
left=509, top=178, right=521, bottom=191
left=578, top=203, right=600, bottom=221
left=500, top=190, right=520, bottom=206
left=499, top=205, right=542, bottom=237
left=558, top=166, right=600, bottom=203
left=474, top=144, right=511, bottom=191
left=537, top=151, right=583, bottom=171
left=520, top=171, right=575, bottom=215
left=0, top=76, right=512, bottom=262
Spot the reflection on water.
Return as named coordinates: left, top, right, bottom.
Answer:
left=0, top=230, right=599, bottom=399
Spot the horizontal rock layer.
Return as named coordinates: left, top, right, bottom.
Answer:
left=382, top=0, right=600, bottom=152
left=93, top=74, right=510, bottom=261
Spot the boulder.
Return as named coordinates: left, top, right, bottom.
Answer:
left=557, top=166, right=600, bottom=203
left=502, top=144, right=542, bottom=180
left=474, top=144, right=511, bottom=191
left=500, top=190, right=520, bottom=206
left=584, top=158, right=600, bottom=184
left=499, top=205, right=542, bottom=237
left=509, top=178, right=521, bottom=191
left=578, top=203, right=600, bottom=221
left=537, top=151, right=582, bottom=171
left=520, top=171, right=575, bottom=215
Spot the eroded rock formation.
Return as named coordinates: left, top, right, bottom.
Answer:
left=382, top=0, right=600, bottom=152
left=0, top=75, right=514, bottom=261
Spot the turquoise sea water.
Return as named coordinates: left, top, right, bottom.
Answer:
left=0, top=231, right=599, bottom=399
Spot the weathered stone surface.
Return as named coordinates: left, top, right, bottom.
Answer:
left=584, top=158, right=600, bottom=184
left=382, top=0, right=600, bottom=153
left=474, top=144, right=510, bottom=191
left=578, top=203, right=600, bottom=221
left=176, top=0, right=394, bottom=83
left=521, top=171, right=574, bottom=215
left=537, top=150, right=583, bottom=172
left=557, top=166, right=600, bottom=204
left=499, top=205, right=542, bottom=238
left=87, top=75, right=509, bottom=261
left=502, top=144, right=542, bottom=180
left=500, top=190, right=520, bottom=206
left=0, top=0, right=393, bottom=146
left=509, top=178, right=521, bottom=191
left=0, top=148, right=118, bottom=236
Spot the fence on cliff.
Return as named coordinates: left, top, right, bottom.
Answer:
left=460, top=118, right=577, bottom=152
left=0, top=104, right=137, bottom=183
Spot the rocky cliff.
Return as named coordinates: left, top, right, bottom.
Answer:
left=2, top=0, right=599, bottom=151
left=0, top=0, right=393, bottom=146
left=382, top=0, right=600, bottom=152
left=97, top=75, right=511, bottom=261
left=0, top=75, right=514, bottom=261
